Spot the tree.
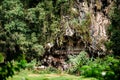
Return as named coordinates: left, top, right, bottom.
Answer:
left=108, top=1, right=120, bottom=56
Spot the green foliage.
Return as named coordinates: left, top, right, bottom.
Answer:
left=0, top=0, right=65, bottom=61
left=0, top=0, right=72, bottom=79
left=105, top=41, right=113, bottom=50
left=47, top=67, right=60, bottom=74
left=104, top=2, right=120, bottom=79
left=32, top=44, right=44, bottom=56
left=0, top=0, right=72, bottom=62
left=0, top=62, right=15, bottom=80
left=26, top=59, right=36, bottom=70
left=0, top=58, right=29, bottom=80
left=0, top=53, right=5, bottom=63
left=68, top=51, right=90, bottom=74
left=17, top=59, right=27, bottom=69
left=69, top=13, right=91, bottom=43
left=80, top=56, right=120, bottom=80
left=107, top=2, right=120, bottom=56
left=110, top=30, right=120, bottom=56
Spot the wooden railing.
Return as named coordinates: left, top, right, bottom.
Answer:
left=54, top=49, right=82, bottom=55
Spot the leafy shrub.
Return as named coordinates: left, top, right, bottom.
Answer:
left=80, top=56, right=120, bottom=80
left=68, top=51, right=90, bottom=74
left=80, top=59, right=105, bottom=79
left=0, top=62, right=15, bottom=80
left=17, top=59, right=27, bottom=69
left=47, top=66, right=60, bottom=73
left=31, top=44, right=45, bottom=58
left=26, top=59, right=36, bottom=70
left=0, top=58, right=28, bottom=80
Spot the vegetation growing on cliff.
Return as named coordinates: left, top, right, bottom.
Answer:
left=0, top=0, right=120, bottom=80
left=107, top=1, right=120, bottom=56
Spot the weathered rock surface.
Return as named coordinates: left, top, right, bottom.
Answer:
left=75, top=0, right=112, bottom=56
left=41, top=0, right=113, bottom=69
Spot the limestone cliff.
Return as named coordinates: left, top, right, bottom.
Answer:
left=76, top=0, right=112, bottom=55
left=60, top=0, right=113, bottom=56
left=41, top=0, right=114, bottom=68
left=80, top=0, right=112, bottom=52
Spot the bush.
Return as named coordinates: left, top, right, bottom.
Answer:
left=68, top=51, right=90, bottom=74
left=80, top=56, right=120, bottom=80
left=26, top=59, right=36, bottom=70
left=0, top=62, right=15, bottom=80
left=17, top=59, right=27, bottom=69
left=0, top=57, right=28, bottom=80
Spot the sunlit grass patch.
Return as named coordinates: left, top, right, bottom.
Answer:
left=7, top=69, right=97, bottom=80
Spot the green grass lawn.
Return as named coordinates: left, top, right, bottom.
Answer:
left=7, top=69, right=97, bottom=80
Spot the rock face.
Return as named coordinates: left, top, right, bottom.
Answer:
left=41, top=0, right=113, bottom=69
left=76, top=0, right=112, bottom=55
left=91, top=12, right=109, bottom=53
